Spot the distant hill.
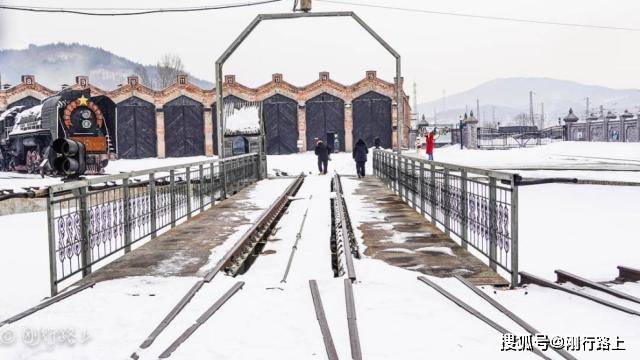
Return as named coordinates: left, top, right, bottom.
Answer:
left=0, top=43, right=213, bottom=91
left=418, top=78, right=640, bottom=127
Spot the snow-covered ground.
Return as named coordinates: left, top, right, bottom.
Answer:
left=0, top=143, right=639, bottom=359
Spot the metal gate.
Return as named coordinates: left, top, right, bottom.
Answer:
left=352, top=91, right=392, bottom=148
left=164, top=96, right=205, bottom=157
left=263, top=94, right=298, bottom=154
left=7, top=95, right=40, bottom=110
left=116, top=97, right=157, bottom=159
left=305, top=92, right=345, bottom=151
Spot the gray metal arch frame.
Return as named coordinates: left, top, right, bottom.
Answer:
left=215, top=11, right=403, bottom=158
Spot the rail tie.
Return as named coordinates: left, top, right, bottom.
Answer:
left=555, top=269, right=640, bottom=305
left=520, top=271, right=640, bottom=317
left=418, top=276, right=552, bottom=360
left=158, top=281, right=245, bottom=359
left=309, top=280, right=340, bottom=360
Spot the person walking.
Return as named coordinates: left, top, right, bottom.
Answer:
left=314, top=139, right=330, bottom=175
left=353, top=138, right=368, bottom=178
left=373, top=137, right=381, bottom=149
left=426, top=129, right=436, bottom=161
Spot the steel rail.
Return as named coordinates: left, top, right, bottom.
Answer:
left=309, top=280, right=340, bottom=360
left=617, top=266, right=640, bottom=282
left=209, top=173, right=305, bottom=277
left=281, top=206, right=310, bottom=283
left=333, top=174, right=358, bottom=281
left=344, top=279, right=362, bottom=360
left=132, top=175, right=304, bottom=354
left=454, top=275, right=577, bottom=360
left=555, top=269, right=640, bottom=305
left=418, top=276, right=552, bottom=360
left=158, top=281, right=245, bottom=359
left=0, top=281, right=95, bottom=327
left=520, top=271, right=640, bottom=317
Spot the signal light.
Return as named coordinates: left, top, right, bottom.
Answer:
left=52, top=138, right=86, bottom=177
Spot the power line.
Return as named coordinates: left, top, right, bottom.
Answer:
left=316, top=0, right=640, bottom=32
left=0, top=0, right=283, bottom=16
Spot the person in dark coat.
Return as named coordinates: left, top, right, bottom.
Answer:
left=373, top=137, right=381, bottom=149
left=352, top=138, right=368, bottom=178
left=314, top=140, right=330, bottom=175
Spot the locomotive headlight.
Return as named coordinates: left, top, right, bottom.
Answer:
left=81, top=109, right=92, bottom=119
left=82, top=119, right=92, bottom=129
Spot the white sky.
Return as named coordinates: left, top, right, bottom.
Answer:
left=0, top=0, right=638, bottom=103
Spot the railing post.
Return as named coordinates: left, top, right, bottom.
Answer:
left=78, top=187, right=92, bottom=275
left=149, top=173, right=157, bottom=239
left=460, top=170, right=468, bottom=249
left=210, top=162, right=215, bottom=203
left=122, top=178, right=132, bottom=253
left=410, top=159, right=416, bottom=208
left=429, top=163, right=436, bottom=224
left=186, top=167, right=192, bottom=219
left=403, top=157, right=409, bottom=201
left=419, top=161, right=425, bottom=215
left=510, top=176, right=519, bottom=288
left=199, top=164, right=205, bottom=212
left=170, top=170, right=176, bottom=228
left=221, top=159, right=228, bottom=200
left=443, top=168, right=451, bottom=236
left=489, top=177, right=498, bottom=271
left=46, top=191, right=59, bottom=296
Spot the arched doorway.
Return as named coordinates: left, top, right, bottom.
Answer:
left=164, top=96, right=204, bottom=157
left=352, top=91, right=392, bottom=149
left=305, top=92, right=345, bottom=152
left=116, top=97, right=157, bottom=158
left=263, top=94, right=298, bottom=154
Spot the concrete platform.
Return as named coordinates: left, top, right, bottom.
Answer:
left=345, top=176, right=509, bottom=286
left=72, top=179, right=291, bottom=287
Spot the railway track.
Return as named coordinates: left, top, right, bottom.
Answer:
left=331, top=173, right=359, bottom=281
left=519, top=266, right=640, bottom=317
left=131, top=174, right=305, bottom=357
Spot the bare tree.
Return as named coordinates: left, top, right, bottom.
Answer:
left=156, top=53, right=184, bottom=89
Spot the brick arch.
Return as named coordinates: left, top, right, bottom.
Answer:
left=305, top=92, right=345, bottom=152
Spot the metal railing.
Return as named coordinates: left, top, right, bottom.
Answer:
left=477, top=126, right=564, bottom=149
left=373, top=150, right=520, bottom=287
left=46, top=153, right=261, bottom=295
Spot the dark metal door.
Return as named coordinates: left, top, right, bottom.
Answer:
left=263, top=94, right=298, bottom=154
left=352, top=91, right=392, bottom=149
left=164, top=96, right=204, bottom=157
left=7, top=96, right=40, bottom=110
left=305, top=93, right=345, bottom=151
left=116, top=97, right=157, bottom=159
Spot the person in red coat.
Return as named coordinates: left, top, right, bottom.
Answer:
left=426, top=130, right=436, bottom=160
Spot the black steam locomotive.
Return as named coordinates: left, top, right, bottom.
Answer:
left=0, top=89, right=115, bottom=176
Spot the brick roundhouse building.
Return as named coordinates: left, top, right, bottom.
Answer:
left=0, top=71, right=411, bottom=159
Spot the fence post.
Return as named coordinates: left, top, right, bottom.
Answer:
left=46, top=191, right=59, bottom=296
left=443, top=168, right=450, bottom=236
left=429, top=163, right=436, bottom=224
left=510, top=176, right=519, bottom=288
left=170, top=170, right=176, bottom=228
left=403, top=157, right=409, bottom=201
left=221, top=159, right=228, bottom=200
left=410, top=159, right=416, bottom=209
left=78, top=187, right=92, bottom=275
left=199, top=164, right=204, bottom=212
left=122, top=178, right=132, bottom=253
left=419, top=161, right=425, bottom=215
left=210, top=162, right=215, bottom=203
left=460, top=170, right=468, bottom=249
left=186, top=167, right=192, bottom=219
left=149, top=173, right=157, bottom=239
left=489, top=177, right=498, bottom=271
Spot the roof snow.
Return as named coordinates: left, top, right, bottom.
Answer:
left=224, top=103, right=261, bottom=135
left=0, top=106, right=25, bottom=123
left=10, top=105, right=43, bottom=135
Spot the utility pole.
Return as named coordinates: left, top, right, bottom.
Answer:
left=540, top=102, right=545, bottom=129
left=412, top=81, right=418, bottom=114
left=442, top=89, right=446, bottom=117
left=476, top=98, right=480, bottom=123
left=492, top=106, right=495, bottom=123
left=529, top=91, right=535, bottom=127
